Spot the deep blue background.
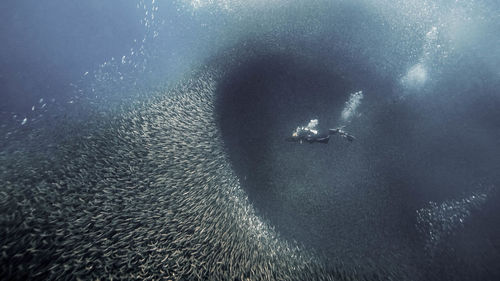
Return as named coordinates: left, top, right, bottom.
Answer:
left=0, top=0, right=143, bottom=114
left=1, top=0, right=499, bottom=280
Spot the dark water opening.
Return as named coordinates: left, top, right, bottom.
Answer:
left=214, top=49, right=422, bottom=271
left=214, top=41, right=500, bottom=279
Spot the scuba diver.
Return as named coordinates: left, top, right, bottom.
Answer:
left=286, top=119, right=355, bottom=144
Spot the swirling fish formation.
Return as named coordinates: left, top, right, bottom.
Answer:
left=0, top=71, right=374, bottom=280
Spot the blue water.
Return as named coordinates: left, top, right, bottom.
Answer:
left=1, top=0, right=499, bottom=280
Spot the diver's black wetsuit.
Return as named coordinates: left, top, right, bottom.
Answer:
left=285, top=129, right=330, bottom=144
left=286, top=119, right=355, bottom=144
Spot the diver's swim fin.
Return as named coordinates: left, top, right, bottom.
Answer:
left=316, top=137, right=330, bottom=144
left=344, top=134, right=355, bottom=141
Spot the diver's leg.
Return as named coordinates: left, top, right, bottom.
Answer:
left=316, top=136, right=330, bottom=144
